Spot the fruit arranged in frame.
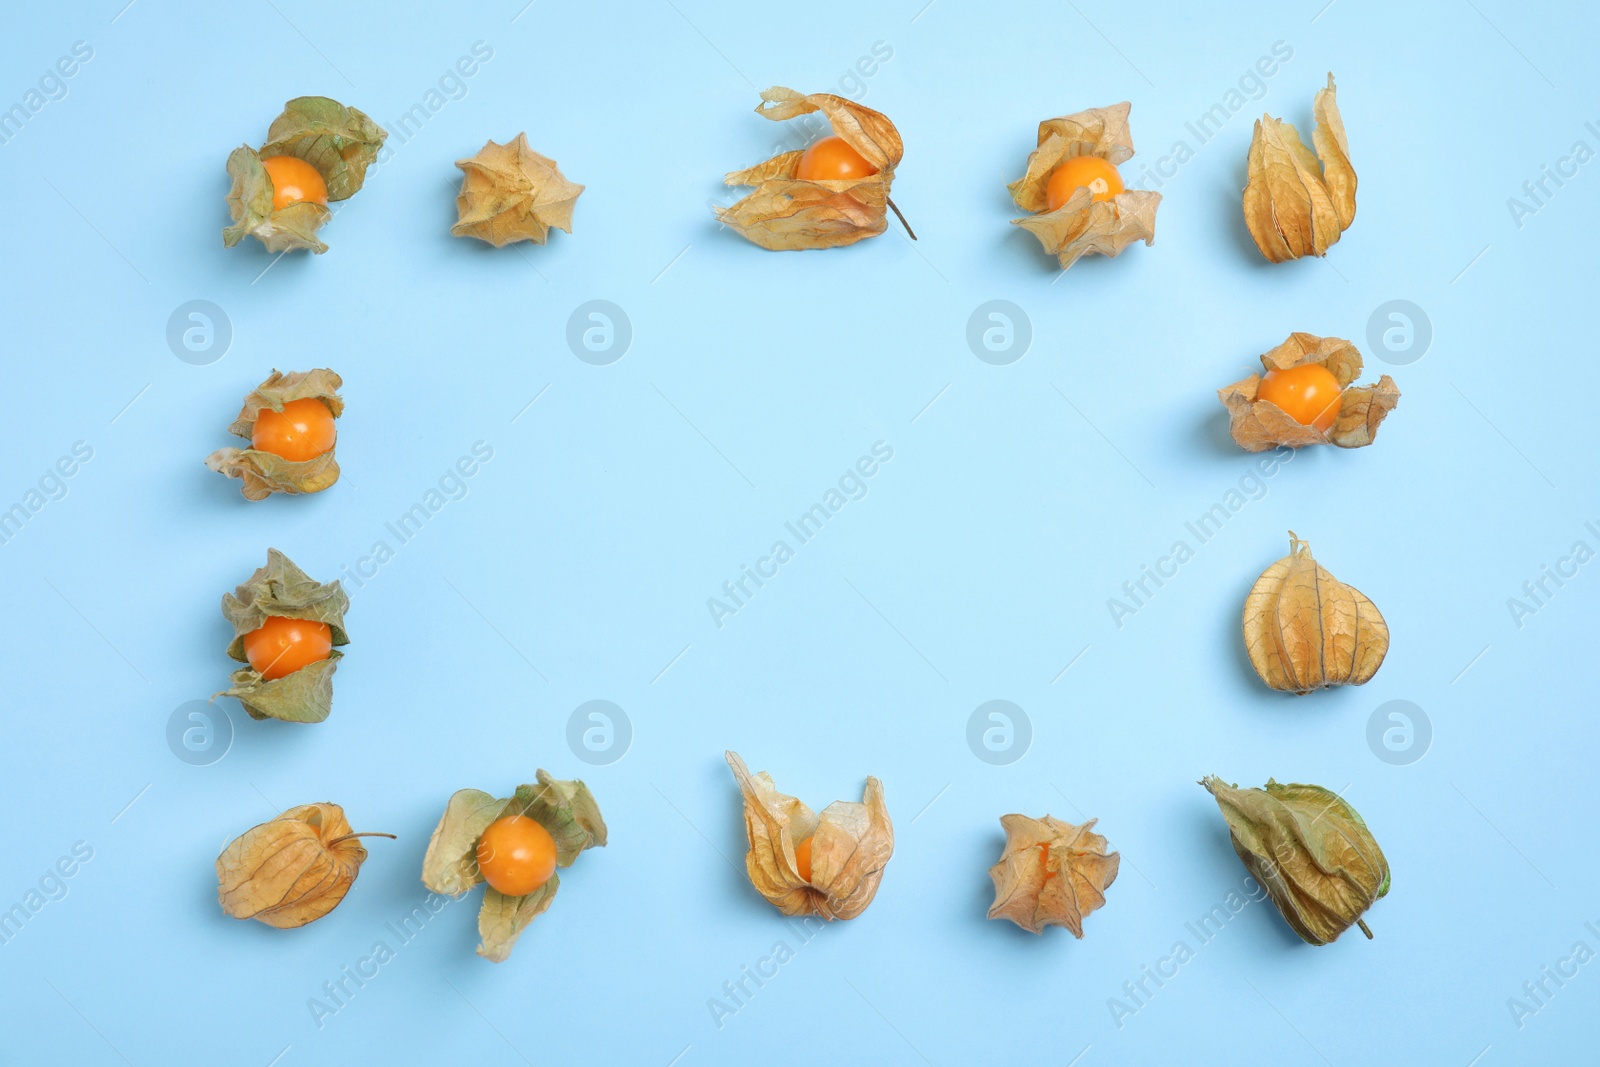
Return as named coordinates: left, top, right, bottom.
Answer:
left=724, top=750, right=894, bottom=920
left=1218, top=333, right=1398, bottom=451
left=795, top=135, right=878, bottom=182
left=1008, top=102, right=1160, bottom=270
left=259, top=155, right=328, bottom=212
left=1201, top=777, right=1388, bottom=945
left=241, top=615, right=333, bottom=681
left=421, top=772, right=607, bottom=963
left=224, top=96, right=386, bottom=254
left=206, top=369, right=343, bottom=499
left=1243, top=74, right=1355, bottom=262
left=217, top=803, right=394, bottom=928
left=476, top=815, right=559, bottom=896
left=1255, top=363, right=1343, bottom=432
left=217, top=549, right=349, bottom=723
left=1242, top=533, right=1389, bottom=694
left=451, top=133, right=584, bottom=247
left=250, top=397, right=338, bottom=463
left=987, top=814, right=1119, bottom=936
left=716, top=87, right=910, bottom=250
left=1044, top=154, right=1124, bottom=210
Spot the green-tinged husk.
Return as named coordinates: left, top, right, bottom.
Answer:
left=216, top=549, right=349, bottom=723
left=224, top=96, right=385, bottom=253
left=1201, top=776, right=1389, bottom=945
left=420, top=772, right=607, bottom=962
left=205, top=369, right=343, bottom=500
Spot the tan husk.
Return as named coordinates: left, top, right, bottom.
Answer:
left=205, top=369, right=343, bottom=499
left=216, top=803, right=391, bottom=928
left=223, top=97, right=386, bottom=254
left=1201, top=777, right=1389, bottom=945
left=987, top=814, right=1119, bottom=936
left=1008, top=102, right=1161, bottom=270
left=715, top=88, right=903, bottom=250
left=217, top=549, right=349, bottom=722
left=724, top=751, right=893, bottom=920
left=452, top=133, right=584, bottom=246
left=1243, top=533, right=1388, bottom=694
left=1242, top=74, right=1355, bottom=262
left=1218, top=333, right=1398, bottom=451
left=420, top=771, right=607, bottom=962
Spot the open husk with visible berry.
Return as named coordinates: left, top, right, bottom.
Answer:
left=1243, top=533, right=1389, bottom=694
left=988, top=814, right=1119, bottom=936
left=205, top=369, right=343, bottom=499
left=715, top=87, right=904, bottom=250
left=1242, top=74, right=1355, bottom=262
left=224, top=96, right=386, bottom=254
left=1218, top=333, right=1398, bottom=451
left=420, top=772, right=606, bottom=963
left=216, top=549, right=349, bottom=723
left=451, top=133, right=583, bottom=247
left=724, top=750, right=893, bottom=920
left=1008, top=102, right=1160, bottom=270
left=216, top=803, right=392, bottom=928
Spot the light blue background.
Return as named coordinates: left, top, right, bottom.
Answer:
left=1, top=1, right=1596, bottom=1063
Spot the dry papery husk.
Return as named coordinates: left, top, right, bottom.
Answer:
left=1244, top=533, right=1388, bottom=695
left=715, top=87, right=903, bottom=250
left=1008, top=102, right=1161, bottom=271
left=452, top=133, right=583, bottom=247
left=1242, top=74, right=1355, bottom=263
left=217, top=548, right=349, bottom=723
left=217, top=803, right=392, bottom=928
left=724, top=751, right=893, bottom=920
left=205, top=369, right=343, bottom=499
left=1201, top=777, right=1389, bottom=945
left=224, top=96, right=386, bottom=254
left=420, top=771, right=607, bottom=963
left=987, top=814, right=1119, bottom=936
left=1219, top=333, right=1398, bottom=452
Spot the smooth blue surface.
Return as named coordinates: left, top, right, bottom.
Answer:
left=1, top=1, right=1597, bottom=1064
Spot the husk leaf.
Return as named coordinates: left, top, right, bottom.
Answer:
left=1242, top=74, right=1356, bottom=262
left=452, top=133, right=584, bottom=247
left=987, top=814, right=1119, bottom=936
left=1201, top=777, right=1389, bottom=945
left=715, top=87, right=903, bottom=250
left=216, top=803, right=375, bottom=928
left=1243, top=533, right=1389, bottom=694
left=216, top=549, right=349, bottom=723
left=224, top=145, right=331, bottom=254
left=1007, top=102, right=1161, bottom=270
left=1218, top=333, right=1399, bottom=451
left=260, top=96, right=386, bottom=202
left=205, top=369, right=343, bottom=499
left=420, top=771, right=607, bottom=962
left=724, top=750, right=894, bottom=920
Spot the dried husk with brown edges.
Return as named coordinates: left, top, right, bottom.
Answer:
left=724, top=750, right=893, bottom=920
left=1243, top=533, right=1388, bottom=694
left=420, top=771, right=607, bottom=963
left=217, top=549, right=349, bottom=723
left=1219, top=333, right=1398, bottom=451
left=452, top=133, right=584, bottom=247
left=1242, top=74, right=1355, bottom=262
left=1008, top=102, right=1161, bottom=270
left=987, top=814, right=1119, bottom=936
left=715, top=88, right=903, bottom=250
left=1201, top=777, right=1389, bottom=945
left=224, top=96, right=386, bottom=254
left=216, top=803, right=390, bottom=928
left=205, top=369, right=343, bottom=499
